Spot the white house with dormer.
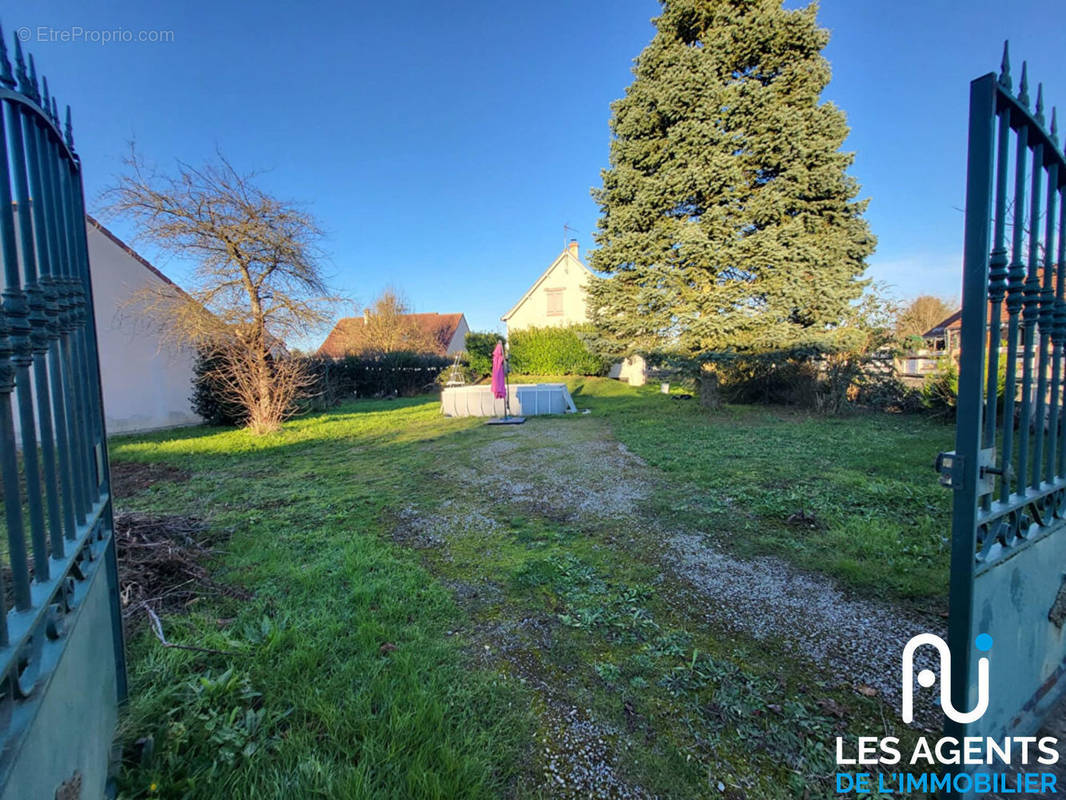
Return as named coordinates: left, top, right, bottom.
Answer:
left=501, top=240, right=645, bottom=385
left=501, top=240, right=594, bottom=333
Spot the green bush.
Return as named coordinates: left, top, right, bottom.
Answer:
left=920, top=358, right=1006, bottom=419
left=855, top=373, right=924, bottom=414
left=716, top=354, right=821, bottom=407
left=305, top=352, right=450, bottom=405
left=465, top=331, right=502, bottom=378
left=921, top=361, right=959, bottom=418
left=508, top=325, right=608, bottom=376
left=713, top=352, right=925, bottom=414
left=190, top=349, right=247, bottom=427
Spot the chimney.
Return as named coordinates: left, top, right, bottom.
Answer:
left=567, top=239, right=579, bottom=258
left=363, top=308, right=370, bottom=325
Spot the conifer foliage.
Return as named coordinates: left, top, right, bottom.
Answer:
left=588, top=0, right=876, bottom=357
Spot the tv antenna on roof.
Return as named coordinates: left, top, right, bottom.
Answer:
left=563, top=222, right=579, bottom=248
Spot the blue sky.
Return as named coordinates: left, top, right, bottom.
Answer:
left=4, top=0, right=1064, bottom=347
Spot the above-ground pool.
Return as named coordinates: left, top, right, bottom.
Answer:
left=440, top=383, right=577, bottom=417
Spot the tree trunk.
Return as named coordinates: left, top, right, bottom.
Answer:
left=698, top=367, right=720, bottom=411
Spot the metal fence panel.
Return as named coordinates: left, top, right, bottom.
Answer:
left=0, top=27, right=126, bottom=800
left=943, top=44, right=1066, bottom=793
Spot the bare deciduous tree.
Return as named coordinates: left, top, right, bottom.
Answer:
left=350, top=288, right=435, bottom=355
left=896, top=295, right=958, bottom=341
left=106, top=149, right=338, bottom=433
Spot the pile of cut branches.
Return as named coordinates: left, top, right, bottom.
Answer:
left=115, top=512, right=248, bottom=624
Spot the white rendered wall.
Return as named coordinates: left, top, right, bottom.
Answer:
left=85, top=223, right=200, bottom=433
left=503, top=252, right=592, bottom=334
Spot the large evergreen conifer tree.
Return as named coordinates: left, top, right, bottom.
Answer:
left=589, top=0, right=876, bottom=357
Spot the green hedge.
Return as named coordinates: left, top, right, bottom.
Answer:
left=307, top=352, right=451, bottom=403
left=508, top=325, right=608, bottom=376
left=465, top=331, right=502, bottom=378
left=191, top=351, right=453, bottom=426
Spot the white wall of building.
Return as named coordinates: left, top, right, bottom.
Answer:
left=86, top=221, right=201, bottom=434
left=501, top=243, right=594, bottom=335
left=447, top=315, right=470, bottom=355
left=502, top=242, right=647, bottom=385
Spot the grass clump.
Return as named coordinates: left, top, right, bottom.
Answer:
left=112, top=399, right=533, bottom=799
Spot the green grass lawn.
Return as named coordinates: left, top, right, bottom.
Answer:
left=110, top=379, right=954, bottom=799
left=565, top=377, right=954, bottom=603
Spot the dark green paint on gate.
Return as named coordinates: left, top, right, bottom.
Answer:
left=941, top=43, right=1066, bottom=797
left=0, top=23, right=126, bottom=800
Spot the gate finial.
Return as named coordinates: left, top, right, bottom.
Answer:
left=12, top=36, right=28, bottom=95
left=64, top=105, right=74, bottom=150
left=1035, top=84, right=1045, bottom=126
left=1052, top=108, right=1059, bottom=148
left=50, top=96, right=59, bottom=128
left=27, top=52, right=40, bottom=104
left=41, top=74, right=51, bottom=119
left=1019, top=61, right=1030, bottom=108
left=0, top=25, right=14, bottom=89
left=999, top=40, right=1012, bottom=90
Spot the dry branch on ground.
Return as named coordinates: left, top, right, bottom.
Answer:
left=114, top=512, right=249, bottom=626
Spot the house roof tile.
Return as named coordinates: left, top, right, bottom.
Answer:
left=318, top=312, right=464, bottom=358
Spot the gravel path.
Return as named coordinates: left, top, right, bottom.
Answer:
left=667, top=531, right=943, bottom=724
left=413, top=417, right=951, bottom=793
left=539, top=707, right=653, bottom=800
left=460, top=420, right=945, bottom=721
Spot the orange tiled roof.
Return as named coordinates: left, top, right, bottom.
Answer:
left=318, top=312, right=464, bottom=357
left=923, top=268, right=1061, bottom=337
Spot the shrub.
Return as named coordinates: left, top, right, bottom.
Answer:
left=716, top=355, right=821, bottom=407
left=190, top=344, right=314, bottom=433
left=306, top=352, right=451, bottom=403
left=855, top=373, right=924, bottom=414
left=920, top=358, right=1007, bottom=420
left=465, top=331, right=502, bottom=378
left=714, top=352, right=917, bottom=414
left=921, top=361, right=959, bottom=418
left=508, top=325, right=608, bottom=376
left=190, top=349, right=248, bottom=427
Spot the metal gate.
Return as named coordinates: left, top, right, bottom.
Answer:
left=0, top=28, right=126, bottom=800
left=943, top=43, right=1066, bottom=753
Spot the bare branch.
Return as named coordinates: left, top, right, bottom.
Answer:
left=104, top=147, right=343, bottom=432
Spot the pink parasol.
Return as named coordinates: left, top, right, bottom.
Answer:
left=491, top=341, right=506, bottom=399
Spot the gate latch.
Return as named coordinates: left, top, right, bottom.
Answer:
left=935, top=448, right=997, bottom=496
left=977, top=447, right=999, bottom=497
left=935, top=451, right=962, bottom=489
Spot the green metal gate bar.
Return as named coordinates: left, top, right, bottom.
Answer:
left=943, top=42, right=1066, bottom=776
left=0, top=24, right=126, bottom=798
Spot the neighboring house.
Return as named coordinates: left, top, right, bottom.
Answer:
left=921, top=310, right=964, bottom=354
left=890, top=312, right=963, bottom=380
left=502, top=240, right=646, bottom=385
left=922, top=270, right=1057, bottom=353
left=318, top=312, right=469, bottom=358
left=909, top=293, right=1046, bottom=382
left=501, top=240, right=594, bottom=334
left=86, top=216, right=202, bottom=433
